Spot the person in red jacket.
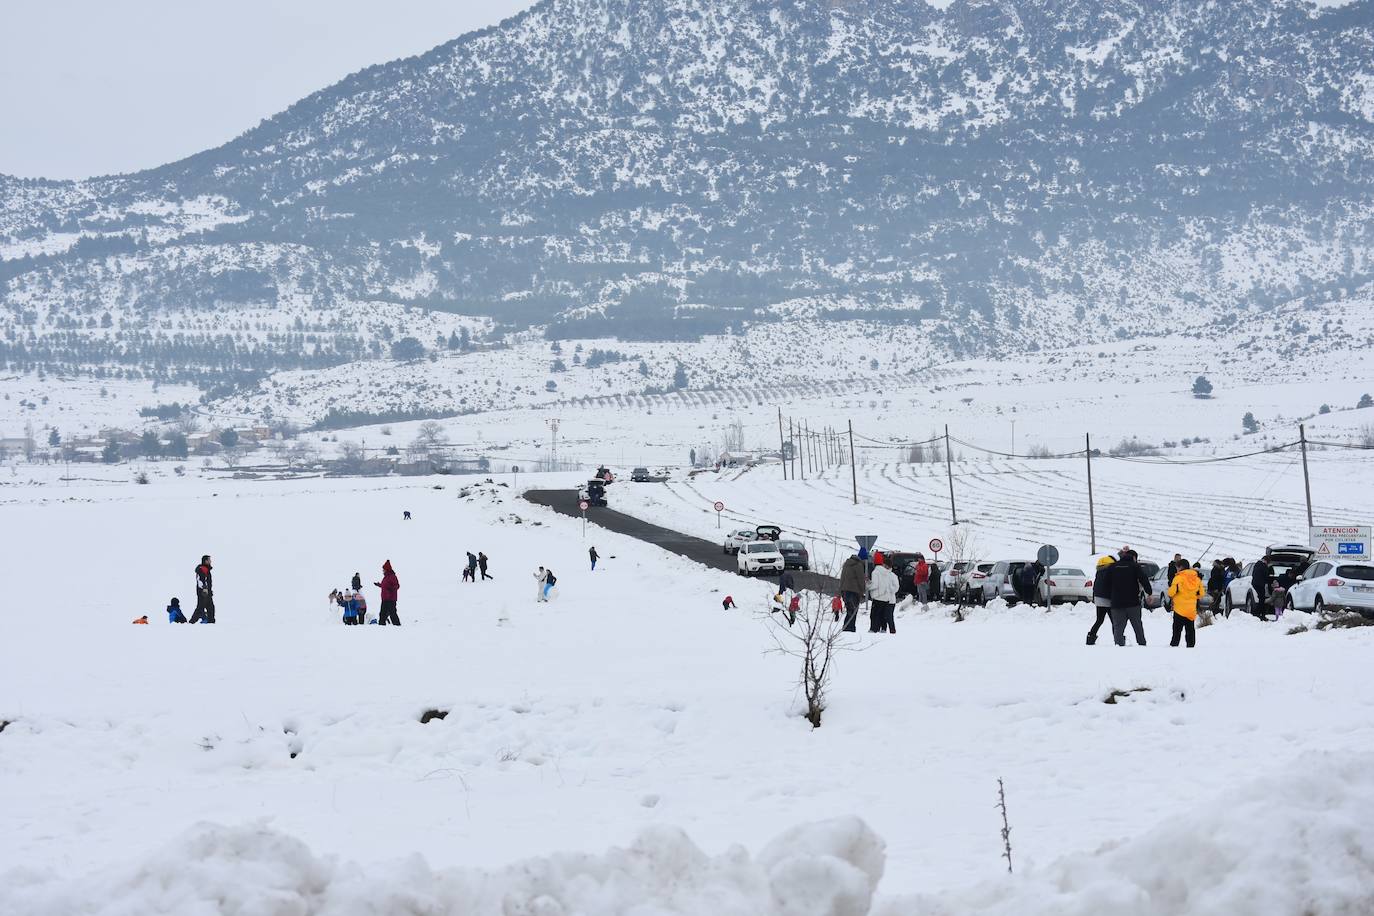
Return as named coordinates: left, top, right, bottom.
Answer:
left=375, top=560, right=401, bottom=626
left=913, top=554, right=931, bottom=610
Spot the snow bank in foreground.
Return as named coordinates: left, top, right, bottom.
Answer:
left=880, top=751, right=1374, bottom=916
left=0, top=817, right=884, bottom=916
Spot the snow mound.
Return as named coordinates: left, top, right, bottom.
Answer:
left=0, top=816, right=885, bottom=916
left=880, top=751, right=1374, bottom=916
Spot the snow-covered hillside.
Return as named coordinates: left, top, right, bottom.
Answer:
left=2, top=471, right=1373, bottom=914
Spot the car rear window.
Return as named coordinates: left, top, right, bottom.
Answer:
left=781, top=541, right=803, bottom=549
left=1336, top=566, right=1374, bottom=581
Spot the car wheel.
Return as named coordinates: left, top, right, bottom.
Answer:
left=1223, top=593, right=1233, bottom=616
left=1285, top=594, right=1296, bottom=613
left=1313, top=596, right=1325, bottom=616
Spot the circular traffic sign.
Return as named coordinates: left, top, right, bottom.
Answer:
left=578, top=500, right=589, bottom=511
left=928, top=537, right=944, bottom=553
left=713, top=500, right=725, bottom=512
left=1037, top=544, right=1059, bottom=566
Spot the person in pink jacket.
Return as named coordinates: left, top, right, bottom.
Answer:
left=375, top=560, right=400, bottom=625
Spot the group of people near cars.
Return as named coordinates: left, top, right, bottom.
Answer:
left=1086, top=548, right=1203, bottom=647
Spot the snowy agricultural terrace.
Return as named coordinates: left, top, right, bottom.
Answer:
left=2, top=464, right=1373, bottom=916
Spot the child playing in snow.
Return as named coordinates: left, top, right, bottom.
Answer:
left=722, top=595, right=736, bottom=611
left=166, top=598, right=187, bottom=624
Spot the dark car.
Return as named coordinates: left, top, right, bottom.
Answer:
left=880, top=551, right=922, bottom=600
left=631, top=467, right=651, bottom=482
left=584, top=479, right=607, bottom=507
left=778, top=540, right=810, bottom=570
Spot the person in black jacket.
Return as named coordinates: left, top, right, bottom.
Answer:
left=189, top=555, right=215, bottom=624
left=1109, top=548, right=1151, bottom=646
left=1087, top=556, right=1115, bottom=645
left=1251, top=555, right=1273, bottom=618
left=1206, top=560, right=1226, bottom=614
left=351, top=572, right=362, bottom=592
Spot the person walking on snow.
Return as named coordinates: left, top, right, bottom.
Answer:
left=869, top=558, right=899, bottom=634
left=478, top=551, right=492, bottom=580
left=1086, top=556, right=1114, bottom=645
left=589, top=546, right=599, bottom=571
left=839, top=554, right=867, bottom=632
left=466, top=551, right=479, bottom=582
left=1109, top=548, right=1151, bottom=646
left=1167, top=560, right=1205, bottom=647
left=166, top=597, right=187, bottom=624
left=189, top=555, right=216, bottom=624
left=534, top=566, right=554, bottom=602
left=375, top=561, right=400, bottom=625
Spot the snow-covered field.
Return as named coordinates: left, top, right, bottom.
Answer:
left=3, top=469, right=1373, bottom=913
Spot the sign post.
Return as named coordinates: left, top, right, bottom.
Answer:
left=579, top=499, right=589, bottom=538
left=1310, top=526, right=1371, bottom=562
left=928, top=537, right=943, bottom=563
left=1037, top=544, right=1059, bottom=607
left=714, top=500, right=725, bottom=528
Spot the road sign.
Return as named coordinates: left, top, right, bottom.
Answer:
left=1037, top=544, right=1059, bottom=567
left=713, top=501, right=725, bottom=512
left=855, top=535, right=878, bottom=553
left=928, top=538, right=944, bottom=554
left=1311, top=525, right=1370, bottom=562
left=578, top=500, right=589, bottom=511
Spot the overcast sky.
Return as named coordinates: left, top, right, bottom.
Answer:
left=0, top=0, right=536, bottom=180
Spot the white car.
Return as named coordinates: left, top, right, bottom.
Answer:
left=722, top=528, right=757, bottom=555
left=1224, top=544, right=1315, bottom=616
left=1037, top=566, right=1093, bottom=605
left=737, top=540, right=784, bottom=576
left=1285, top=561, right=1374, bottom=616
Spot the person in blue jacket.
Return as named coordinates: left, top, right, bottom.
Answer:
left=166, top=597, right=187, bottom=623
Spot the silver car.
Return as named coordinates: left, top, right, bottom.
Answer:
left=722, top=528, right=756, bottom=555
left=1038, top=566, right=1093, bottom=605
left=979, top=560, right=1033, bottom=605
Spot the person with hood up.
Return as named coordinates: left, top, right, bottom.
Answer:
left=167, top=597, right=187, bottom=624
left=589, top=546, right=599, bottom=571
left=351, top=572, right=362, bottom=592
left=1206, top=560, right=1227, bottom=614
left=1109, top=548, right=1152, bottom=646
left=1167, top=560, right=1205, bottom=647
left=478, top=552, right=492, bottom=580
left=838, top=553, right=867, bottom=632
left=375, top=561, right=400, bottom=625
left=189, top=555, right=216, bottom=624
left=466, top=551, right=479, bottom=582
left=1086, top=556, right=1114, bottom=645
left=869, top=558, right=899, bottom=634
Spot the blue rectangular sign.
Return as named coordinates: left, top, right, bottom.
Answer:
left=1338, top=542, right=1364, bottom=555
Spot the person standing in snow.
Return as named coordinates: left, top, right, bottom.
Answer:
left=869, top=558, right=899, bottom=634
left=534, top=566, right=552, bottom=602
left=375, top=560, right=400, bottom=625
left=1167, top=560, right=1204, bottom=647
left=912, top=554, right=931, bottom=610
left=1206, top=560, right=1226, bottom=615
left=1109, top=548, right=1151, bottom=646
left=589, top=546, right=599, bottom=571
left=838, top=553, right=867, bottom=632
left=189, top=555, right=216, bottom=624
left=1251, top=554, right=1274, bottom=619
left=1086, top=556, right=1114, bottom=645
left=466, top=551, right=479, bottom=582
left=351, top=572, right=362, bottom=592
left=1166, top=553, right=1186, bottom=583
left=478, top=551, right=492, bottom=580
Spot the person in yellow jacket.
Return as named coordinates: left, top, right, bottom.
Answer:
left=1167, top=561, right=1205, bottom=648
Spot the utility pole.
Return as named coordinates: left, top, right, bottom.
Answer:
left=799, top=420, right=807, bottom=480
left=778, top=407, right=787, bottom=480
left=547, top=417, right=560, bottom=473
left=1086, top=432, right=1097, bottom=554
left=848, top=419, right=858, bottom=505
left=945, top=424, right=958, bottom=525
left=1300, top=423, right=1313, bottom=528
left=789, top=418, right=797, bottom=480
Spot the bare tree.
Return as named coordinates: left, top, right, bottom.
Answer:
left=412, top=421, right=449, bottom=456
left=287, top=440, right=318, bottom=470
left=721, top=419, right=745, bottom=454
left=221, top=446, right=246, bottom=469
left=762, top=570, right=857, bottom=729
left=337, top=441, right=366, bottom=473
left=942, top=525, right=982, bottom=621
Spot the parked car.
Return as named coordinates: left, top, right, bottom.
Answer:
left=979, top=560, right=1033, bottom=605
left=1224, top=544, right=1315, bottom=616
left=1146, top=567, right=1213, bottom=613
left=738, top=540, right=785, bottom=576
left=582, top=479, right=607, bottom=507
left=723, top=528, right=757, bottom=555
left=630, top=467, right=651, bottom=482
left=879, top=551, right=921, bottom=600
left=943, top=562, right=994, bottom=603
left=778, top=539, right=810, bottom=571
left=1284, top=560, right=1374, bottom=616
left=1037, top=566, right=1094, bottom=605
left=941, top=561, right=970, bottom=601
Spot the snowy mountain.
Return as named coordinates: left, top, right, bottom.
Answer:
left=2, top=0, right=1373, bottom=383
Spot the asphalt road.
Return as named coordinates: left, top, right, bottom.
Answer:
left=523, top=488, right=840, bottom=593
